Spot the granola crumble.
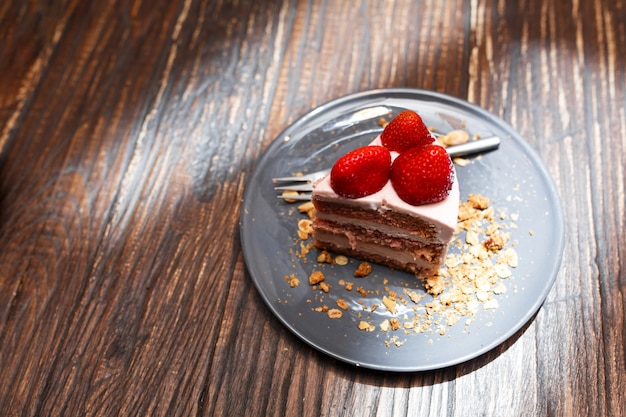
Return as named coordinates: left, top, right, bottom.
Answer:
left=308, top=270, right=325, bottom=285
left=286, top=192, right=521, bottom=348
left=354, top=262, right=373, bottom=277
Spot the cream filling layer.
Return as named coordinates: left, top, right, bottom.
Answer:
left=313, top=230, right=442, bottom=267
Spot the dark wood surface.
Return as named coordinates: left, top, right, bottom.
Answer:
left=1, top=0, right=624, bottom=415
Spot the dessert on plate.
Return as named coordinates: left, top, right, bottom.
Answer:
left=311, top=110, right=459, bottom=278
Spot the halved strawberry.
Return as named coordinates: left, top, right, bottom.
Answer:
left=330, top=146, right=391, bottom=198
left=380, top=110, right=434, bottom=152
left=390, top=144, right=454, bottom=205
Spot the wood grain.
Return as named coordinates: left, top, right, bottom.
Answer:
left=0, top=0, right=624, bottom=416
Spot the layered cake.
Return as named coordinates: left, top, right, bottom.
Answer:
left=311, top=110, right=459, bottom=277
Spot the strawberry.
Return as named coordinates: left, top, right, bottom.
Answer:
left=380, top=110, right=434, bottom=152
left=390, top=144, right=454, bottom=205
left=330, top=146, right=391, bottom=198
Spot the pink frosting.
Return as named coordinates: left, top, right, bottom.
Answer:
left=312, top=136, right=459, bottom=241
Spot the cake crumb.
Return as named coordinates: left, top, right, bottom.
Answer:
left=382, top=294, right=397, bottom=313
left=390, top=318, right=401, bottom=331
left=358, top=321, right=376, bottom=332
left=466, top=230, right=480, bottom=245
left=354, top=262, right=373, bottom=277
left=309, top=270, right=325, bottom=285
left=384, top=335, right=406, bottom=348
left=440, top=129, right=470, bottom=147
left=281, top=190, right=300, bottom=203
left=406, top=290, right=424, bottom=304
left=468, top=193, right=490, bottom=210
left=495, top=264, right=513, bottom=278
left=297, top=219, right=313, bottom=240
left=493, top=283, right=507, bottom=294
left=483, top=233, right=508, bottom=251
left=453, top=157, right=471, bottom=166
left=336, top=299, right=349, bottom=310
left=327, top=309, right=343, bottom=319
left=380, top=319, right=391, bottom=332
left=285, top=274, right=300, bottom=288
left=335, top=255, right=349, bottom=265
left=297, top=241, right=314, bottom=258
left=424, top=275, right=445, bottom=296
left=499, top=247, right=518, bottom=267
left=298, top=201, right=315, bottom=218
left=317, top=250, right=333, bottom=264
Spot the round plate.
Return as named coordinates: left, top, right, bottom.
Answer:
left=239, top=88, right=564, bottom=372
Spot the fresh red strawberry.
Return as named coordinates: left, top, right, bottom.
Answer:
left=380, top=110, right=434, bottom=152
left=390, top=144, right=454, bottom=205
left=330, top=146, right=391, bottom=198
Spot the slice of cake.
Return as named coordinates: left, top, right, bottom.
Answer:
left=311, top=110, right=459, bottom=278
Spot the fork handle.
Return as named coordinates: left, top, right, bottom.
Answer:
left=447, top=136, right=501, bottom=158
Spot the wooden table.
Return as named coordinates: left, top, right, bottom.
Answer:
left=1, top=1, right=624, bottom=415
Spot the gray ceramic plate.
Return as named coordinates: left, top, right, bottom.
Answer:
left=240, top=88, right=564, bottom=372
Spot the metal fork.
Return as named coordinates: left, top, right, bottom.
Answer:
left=273, top=135, right=501, bottom=201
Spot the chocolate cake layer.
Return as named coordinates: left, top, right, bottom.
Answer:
left=312, top=218, right=445, bottom=262
left=312, top=231, right=441, bottom=276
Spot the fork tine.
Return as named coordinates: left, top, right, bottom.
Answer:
left=272, top=168, right=330, bottom=183
left=277, top=192, right=312, bottom=201
left=272, top=175, right=313, bottom=183
left=274, top=183, right=314, bottom=192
